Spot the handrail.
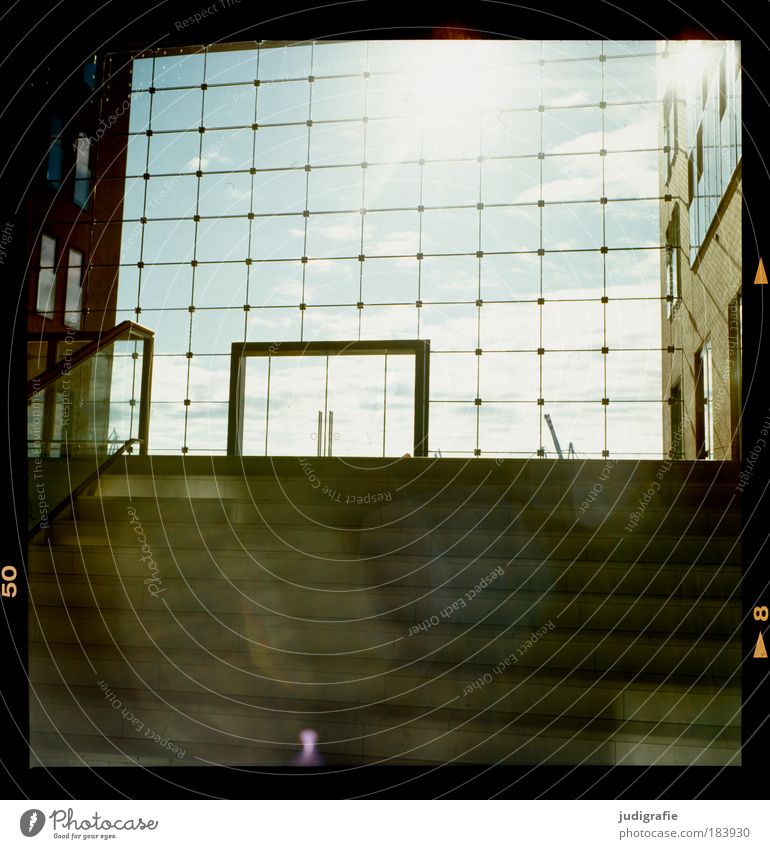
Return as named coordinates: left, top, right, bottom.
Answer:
left=27, top=438, right=141, bottom=542
left=27, top=321, right=154, bottom=398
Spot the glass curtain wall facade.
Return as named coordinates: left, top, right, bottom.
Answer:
left=104, top=40, right=668, bottom=457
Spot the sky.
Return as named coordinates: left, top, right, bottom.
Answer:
left=115, top=39, right=671, bottom=457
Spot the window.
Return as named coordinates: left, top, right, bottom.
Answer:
left=670, top=380, right=683, bottom=459
left=665, top=206, right=680, bottom=318
left=46, top=113, right=65, bottom=188
left=36, top=235, right=57, bottom=319
left=64, top=249, right=84, bottom=329
left=73, top=134, right=91, bottom=207
left=663, top=88, right=677, bottom=181
left=728, top=294, right=742, bottom=459
left=696, top=339, right=714, bottom=459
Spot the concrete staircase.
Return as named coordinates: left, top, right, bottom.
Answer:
left=28, top=456, right=742, bottom=766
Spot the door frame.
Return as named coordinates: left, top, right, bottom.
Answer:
left=227, top=339, right=430, bottom=457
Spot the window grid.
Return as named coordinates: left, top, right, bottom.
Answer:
left=113, top=41, right=671, bottom=457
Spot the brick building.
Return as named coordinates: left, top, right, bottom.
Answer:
left=660, top=40, right=742, bottom=460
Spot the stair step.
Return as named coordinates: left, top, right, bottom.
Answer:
left=71, top=494, right=742, bottom=536
left=29, top=679, right=740, bottom=766
left=29, top=601, right=740, bottom=677
left=29, top=544, right=741, bottom=599
left=28, top=570, right=740, bottom=635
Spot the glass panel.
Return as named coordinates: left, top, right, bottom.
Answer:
left=360, top=305, right=419, bottom=339
left=302, top=306, right=360, bottom=341
left=327, top=355, right=385, bottom=455
left=187, top=355, right=232, bottom=402
left=254, top=125, right=308, bottom=168
left=150, top=89, right=203, bottom=131
left=542, top=202, right=602, bottom=250
left=153, top=53, right=205, bottom=88
left=308, top=167, right=363, bottom=212
left=541, top=402, right=604, bottom=457
left=418, top=303, right=477, bottom=350
left=421, top=208, right=479, bottom=254
left=198, top=172, right=251, bottom=217
left=201, top=127, right=255, bottom=171
left=149, top=402, right=186, bottom=451
left=28, top=333, right=152, bottom=530
left=246, top=306, right=301, bottom=342
left=148, top=132, right=202, bottom=174
left=242, top=355, right=270, bottom=453
left=542, top=154, right=603, bottom=201
left=542, top=109, right=602, bottom=154
left=384, top=355, right=415, bottom=457
left=606, top=349, right=661, bottom=401
left=305, top=214, right=361, bottom=259
left=364, top=163, right=421, bottom=209
left=481, top=254, right=540, bottom=300
left=257, top=80, right=311, bottom=123
left=420, top=255, right=478, bottom=302
left=479, top=353, right=539, bottom=401
left=203, top=84, right=255, bottom=128
left=481, top=302, right=539, bottom=350
left=542, top=351, right=604, bottom=401
left=363, top=210, right=420, bottom=256
left=428, top=404, right=476, bottom=454
left=265, top=356, right=327, bottom=455
left=422, top=160, right=480, bottom=207
left=131, top=58, right=153, bottom=90
left=193, top=264, right=248, bottom=308
left=481, top=110, right=539, bottom=158
left=604, top=103, right=658, bottom=150
left=258, top=44, right=312, bottom=81
left=604, top=54, right=658, bottom=104
left=125, top=133, right=148, bottom=176
left=311, top=76, right=366, bottom=121
left=310, top=122, right=364, bottom=167
left=145, top=173, right=198, bottom=217
left=139, top=265, right=193, bottom=310
left=605, top=298, right=661, bottom=350
left=606, top=403, right=663, bottom=457
left=141, top=220, right=196, bottom=263
left=482, top=207, right=539, bottom=253
left=303, top=259, right=359, bottom=304
left=480, top=404, right=539, bottom=455
left=252, top=170, right=306, bottom=213
left=185, top=403, right=228, bottom=452
left=542, top=250, right=603, bottom=298
left=605, top=200, right=661, bottom=249
left=205, top=49, right=258, bottom=85
left=250, top=219, right=305, bottom=263
left=430, top=353, right=477, bottom=401
left=197, top=219, right=251, bottom=263
left=542, top=300, right=603, bottom=350
left=249, top=261, right=302, bottom=307
left=189, top=310, right=245, bottom=355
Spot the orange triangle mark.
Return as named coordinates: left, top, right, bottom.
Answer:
left=754, top=258, right=767, bottom=285
left=754, top=631, right=767, bottom=658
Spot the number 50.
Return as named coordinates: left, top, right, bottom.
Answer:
left=1, top=565, right=17, bottom=598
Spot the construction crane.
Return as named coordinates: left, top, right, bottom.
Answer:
left=543, top=413, right=577, bottom=459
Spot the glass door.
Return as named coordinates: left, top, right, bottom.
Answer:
left=232, top=341, right=428, bottom=457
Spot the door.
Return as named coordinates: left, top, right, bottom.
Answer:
left=232, top=341, right=428, bottom=457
